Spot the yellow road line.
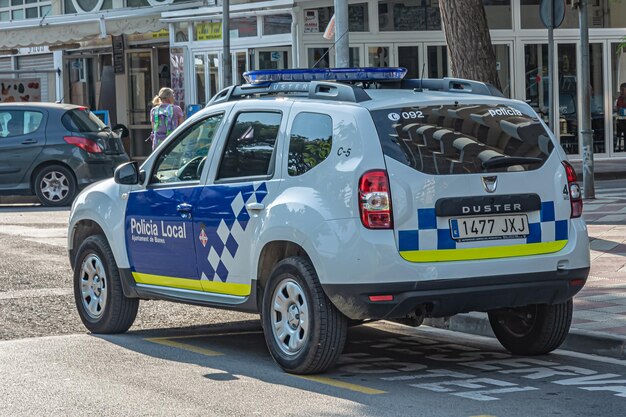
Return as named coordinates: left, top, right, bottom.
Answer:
left=145, top=331, right=263, bottom=341
left=295, top=375, right=386, bottom=395
left=145, top=337, right=223, bottom=356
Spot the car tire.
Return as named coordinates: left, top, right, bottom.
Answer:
left=34, top=165, right=77, bottom=207
left=488, top=299, right=573, bottom=355
left=262, top=256, right=347, bottom=374
left=73, top=235, right=139, bottom=334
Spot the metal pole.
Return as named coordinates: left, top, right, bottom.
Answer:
left=334, top=0, right=349, bottom=68
left=222, top=0, right=232, bottom=87
left=579, top=0, right=595, bottom=199
left=548, top=0, right=555, bottom=133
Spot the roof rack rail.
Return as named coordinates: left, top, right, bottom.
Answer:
left=395, top=77, right=504, bottom=97
left=207, top=80, right=371, bottom=106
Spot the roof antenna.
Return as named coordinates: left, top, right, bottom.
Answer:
left=414, top=61, right=426, bottom=92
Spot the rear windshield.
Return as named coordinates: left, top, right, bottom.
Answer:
left=370, top=104, right=554, bottom=175
left=61, top=108, right=106, bottom=133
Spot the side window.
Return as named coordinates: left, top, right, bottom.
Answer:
left=217, top=112, right=282, bottom=180
left=288, top=112, right=333, bottom=176
left=0, top=110, right=43, bottom=138
left=151, top=113, right=224, bottom=184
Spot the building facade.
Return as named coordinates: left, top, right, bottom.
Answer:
left=1, top=0, right=625, bottom=159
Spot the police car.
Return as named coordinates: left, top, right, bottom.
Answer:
left=68, top=68, right=590, bottom=375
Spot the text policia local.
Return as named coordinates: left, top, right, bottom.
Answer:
left=130, top=218, right=187, bottom=243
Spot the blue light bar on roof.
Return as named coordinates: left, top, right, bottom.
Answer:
left=242, top=67, right=407, bottom=84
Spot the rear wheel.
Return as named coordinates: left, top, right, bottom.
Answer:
left=488, top=299, right=573, bottom=355
left=262, top=256, right=347, bottom=374
left=73, top=235, right=139, bottom=334
left=34, top=165, right=77, bottom=206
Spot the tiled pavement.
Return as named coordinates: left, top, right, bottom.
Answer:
left=575, top=208, right=626, bottom=339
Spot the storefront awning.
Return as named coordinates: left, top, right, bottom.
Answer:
left=0, top=4, right=201, bottom=49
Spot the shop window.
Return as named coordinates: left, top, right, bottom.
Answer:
left=64, top=0, right=110, bottom=13
left=522, top=0, right=626, bottom=29
left=231, top=17, right=257, bottom=38
left=174, top=21, right=189, bottom=42
left=259, top=50, right=289, bottom=70
left=305, top=3, right=369, bottom=33
left=308, top=48, right=330, bottom=68
left=194, top=21, right=222, bottom=41
left=217, top=112, right=282, bottom=180
left=288, top=112, right=332, bottom=177
left=378, top=0, right=441, bottom=32
left=263, top=14, right=292, bottom=35
left=484, top=0, right=511, bottom=30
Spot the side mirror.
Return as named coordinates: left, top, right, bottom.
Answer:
left=114, top=161, right=140, bottom=185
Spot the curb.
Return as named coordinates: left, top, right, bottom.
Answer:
left=425, top=312, right=626, bottom=359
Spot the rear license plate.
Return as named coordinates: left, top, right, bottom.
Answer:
left=450, top=214, right=529, bottom=242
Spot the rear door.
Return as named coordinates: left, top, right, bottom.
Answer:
left=0, top=107, right=46, bottom=189
left=370, top=102, right=571, bottom=263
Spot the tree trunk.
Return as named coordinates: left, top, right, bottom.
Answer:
left=439, top=0, right=501, bottom=90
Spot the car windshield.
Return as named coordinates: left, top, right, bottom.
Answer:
left=62, top=108, right=106, bottom=133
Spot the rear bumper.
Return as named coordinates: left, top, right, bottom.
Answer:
left=322, top=267, right=589, bottom=320
left=76, top=154, right=130, bottom=188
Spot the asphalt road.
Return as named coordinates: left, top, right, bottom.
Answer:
left=1, top=193, right=626, bottom=416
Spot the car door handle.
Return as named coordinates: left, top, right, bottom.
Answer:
left=176, top=203, right=193, bottom=219
left=21, top=139, right=37, bottom=144
left=246, top=202, right=265, bottom=211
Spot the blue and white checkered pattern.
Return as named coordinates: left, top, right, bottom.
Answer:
left=398, top=201, right=568, bottom=252
left=200, top=182, right=268, bottom=283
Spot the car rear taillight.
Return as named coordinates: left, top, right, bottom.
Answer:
left=64, top=136, right=102, bottom=153
left=562, top=161, right=582, bottom=218
left=359, top=170, right=393, bottom=229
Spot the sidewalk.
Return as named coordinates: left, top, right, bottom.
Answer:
left=427, top=189, right=626, bottom=359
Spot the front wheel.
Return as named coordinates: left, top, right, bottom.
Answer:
left=73, top=235, right=139, bottom=334
left=262, top=256, right=347, bottom=374
left=488, top=299, right=573, bottom=355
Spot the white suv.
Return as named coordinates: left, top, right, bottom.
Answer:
left=68, top=68, right=590, bottom=374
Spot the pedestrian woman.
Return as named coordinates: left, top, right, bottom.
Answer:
left=149, top=87, right=184, bottom=151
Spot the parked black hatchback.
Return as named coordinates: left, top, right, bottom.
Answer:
left=0, top=103, right=129, bottom=206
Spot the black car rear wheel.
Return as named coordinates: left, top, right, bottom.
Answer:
left=488, top=299, right=573, bottom=355
left=34, top=165, right=77, bottom=206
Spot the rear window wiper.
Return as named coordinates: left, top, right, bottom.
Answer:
left=482, top=156, right=543, bottom=169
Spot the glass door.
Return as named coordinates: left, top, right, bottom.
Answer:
left=233, top=50, right=249, bottom=85
left=194, top=52, right=222, bottom=106
left=194, top=54, right=206, bottom=106
left=610, top=42, right=626, bottom=155
left=493, top=43, right=512, bottom=98
left=367, top=44, right=392, bottom=67
left=127, top=50, right=154, bottom=158
left=397, top=45, right=420, bottom=79
left=557, top=43, right=579, bottom=156
left=588, top=43, right=607, bottom=155
left=425, top=45, right=448, bottom=79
